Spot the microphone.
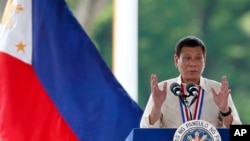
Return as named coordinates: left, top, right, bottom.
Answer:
left=186, top=83, right=198, bottom=96
left=170, top=82, right=187, bottom=107
left=170, top=82, right=182, bottom=96
left=186, top=82, right=199, bottom=108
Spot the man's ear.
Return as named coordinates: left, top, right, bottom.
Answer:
left=174, top=54, right=178, bottom=68
left=203, top=55, right=206, bottom=68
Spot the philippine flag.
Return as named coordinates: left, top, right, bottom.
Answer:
left=0, top=0, right=143, bottom=141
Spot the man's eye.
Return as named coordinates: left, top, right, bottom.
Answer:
left=196, top=57, right=203, bottom=61
left=183, top=57, right=191, bottom=60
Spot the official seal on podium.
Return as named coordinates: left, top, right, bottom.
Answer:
left=173, top=120, right=221, bottom=141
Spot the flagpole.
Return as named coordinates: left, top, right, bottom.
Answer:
left=113, top=0, right=138, bottom=102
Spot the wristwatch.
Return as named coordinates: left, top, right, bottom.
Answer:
left=220, top=107, right=232, bottom=117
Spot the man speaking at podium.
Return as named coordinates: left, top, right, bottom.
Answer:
left=140, top=36, right=241, bottom=128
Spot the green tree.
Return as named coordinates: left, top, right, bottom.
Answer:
left=68, top=0, right=250, bottom=124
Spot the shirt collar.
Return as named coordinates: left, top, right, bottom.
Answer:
left=177, top=75, right=205, bottom=89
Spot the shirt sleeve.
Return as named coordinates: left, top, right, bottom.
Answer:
left=230, top=105, right=242, bottom=125
left=140, top=91, right=164, bottom=128
left=228, top=95, right=242, bottom=125
left=140, top=114, right=162, bottom=128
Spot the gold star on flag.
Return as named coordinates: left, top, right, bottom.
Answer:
left=15, top=4, right=24, bottom=13
left=16, top=41, right=26, bottom=52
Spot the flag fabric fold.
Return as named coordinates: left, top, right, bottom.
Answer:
left=0, top=0, right=143, bottom=140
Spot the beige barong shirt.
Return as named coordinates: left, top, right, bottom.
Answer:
left=140, top=76, right=242, bottom=128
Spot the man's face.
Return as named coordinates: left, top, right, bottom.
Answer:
left=174, top=46, right=205, bottom=84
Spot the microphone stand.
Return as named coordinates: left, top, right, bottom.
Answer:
left=170, top=82, right=198, bottom=120
left=179, top=94, right=197, bottom=120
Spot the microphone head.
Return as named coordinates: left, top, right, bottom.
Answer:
left=170, top=82, right=182, bottom=96
left=186, top=82, right=198, bottom=96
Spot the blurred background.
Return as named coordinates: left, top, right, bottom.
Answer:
left=1, top=0, right=250, bottom=124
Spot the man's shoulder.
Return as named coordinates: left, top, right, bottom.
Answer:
left=202, top=77, right=221, bottom=86
left=158, top=77, right=178, bottom=85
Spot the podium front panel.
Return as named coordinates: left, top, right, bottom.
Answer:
left=126, top=128, right=229, bottom=141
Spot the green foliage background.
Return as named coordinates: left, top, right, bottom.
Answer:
left=67, top=0, right=250, bottom=124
